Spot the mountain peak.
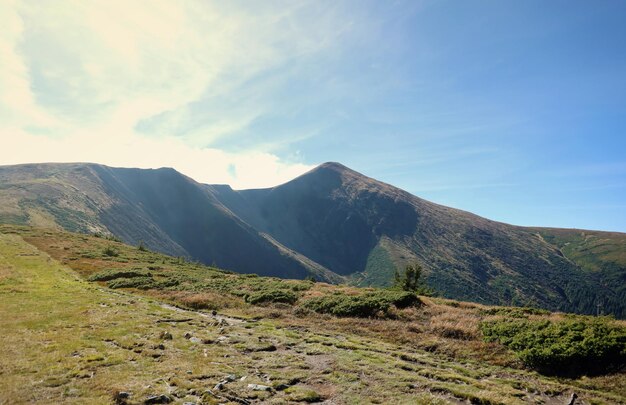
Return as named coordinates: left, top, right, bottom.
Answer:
left=317, top=161, right=351, bottom=171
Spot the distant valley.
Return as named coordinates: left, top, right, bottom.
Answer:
left=1, top=162, right=624, bottom=317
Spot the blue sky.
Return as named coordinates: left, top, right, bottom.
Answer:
left=1, top=1, right=625, bottom=231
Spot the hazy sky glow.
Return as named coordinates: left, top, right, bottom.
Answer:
left=1, top=1, right=625, bottom=231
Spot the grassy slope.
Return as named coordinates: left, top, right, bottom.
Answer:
left=1, top=226, right=624, bottom=404
left=535, top=228, right=626, bottom=317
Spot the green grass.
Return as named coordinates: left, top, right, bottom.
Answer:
left=1, top=225, right=625, bottom=404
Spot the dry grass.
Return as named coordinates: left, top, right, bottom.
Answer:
left=428, top=305, right=480, bottom=340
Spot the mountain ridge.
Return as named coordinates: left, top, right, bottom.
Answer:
left=1, top=161, right=624, bottom=317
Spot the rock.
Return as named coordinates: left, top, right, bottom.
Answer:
left=247, top=383, right=271, bottom=391
left=114, top=391, right=131, bottom=404
left=250, top=344, right=276, bottom=352
left=144, top=394, right=172, bottom=404
left=189, top=337, right=202, bottom=344
left=240, top=376, right=247, bottom=381
left=159, top=331, right=173, bottom=340
left=214, top=382, right=224, bottom=391
left=211, top=310, right=217, bottom=316
left=184, top=332, right=192, bottom=339
left=567, top=393, right=578, bottom=405
left=274, top=384, right=290, bottom=391
left=224, top=374, right=237, bottom=382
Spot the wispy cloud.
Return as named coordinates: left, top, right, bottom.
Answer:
left=0, top=0, right=368, bottom=186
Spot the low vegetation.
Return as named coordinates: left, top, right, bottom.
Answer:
left=481, top=316, right=626, bottom=376
left=303, top=290, right=420, bottom=318
left=2, top=225, right=625, bottom=404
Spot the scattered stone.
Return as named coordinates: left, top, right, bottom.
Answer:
left=159, top=331, right=173, bottom=340
left=222, top=393, right=252, bottom=405
left=224, top=374, right=237, bottom=382
left=274, top=384, right=289, bottom=391
left=144, top=394, right=172, bottom=404
left=113, top=391, right=131, bottom=404
left=248, top=344, right=276, bottom=352
left=153, top=344, right=165, bottom=350
left=156, top=318, right=193, bottom=323
left=240, top=376, right=247, bottom=382
left=567, top=393, right=578, bottom=405
left=184, top=332, right=193, bottom=339
left=214, top=382, right=224, bottom=391
left=211, top=310, right=217, bottom=316
left=247, top=384, right=271, bottom=392
left=189, top=337, right=202, bottom=344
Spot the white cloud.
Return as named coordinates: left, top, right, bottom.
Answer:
left=0, top=129, right=313, bottom=189
left=0, top=0, right=359, bottom=187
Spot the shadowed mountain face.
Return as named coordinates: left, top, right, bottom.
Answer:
left=0, top=163, right=323, bottom=280
left=1, top=162, right=624, bottom=317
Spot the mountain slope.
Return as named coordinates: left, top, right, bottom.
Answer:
left=0, top=163, right=331, bottom=281
left=208, top=162, right=625, bottom=317
left=533, top=227, right=626, bottom=317
left=1, top=162, right=624, bottom=317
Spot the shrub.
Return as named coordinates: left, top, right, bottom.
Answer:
left=480, top=307, right=549, bottom=318
left=107, top=276, right=156, bottom=290
left=246, top=289, right=298, bottom=305
left=302, top=290, right=420, bottom=318
left=88, top=269, right=151, bottom=282
left=481, top=317, right=626, bottom=376
left=102, top=246, right=119, bottom=257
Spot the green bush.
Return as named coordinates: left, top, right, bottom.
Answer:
left=302, top=290, right=420, bottom=318
left=480, top=307, right=549, bottom=318
left=88, top=269, right=151, bottom=282
left=246, top=289, right=298, bottom=305
left=107, top=276, right=156, bottom=290
left=481, top=317, right=626, bottom=376
left=102, top=246, right=119, bottom=257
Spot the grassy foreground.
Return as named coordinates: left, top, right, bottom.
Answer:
left=0, top=226, right=624, bottom=404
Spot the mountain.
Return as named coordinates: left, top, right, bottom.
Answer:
left=0, top=163, right=338, bottom=281
left=1, top=162, right=624, bottom=317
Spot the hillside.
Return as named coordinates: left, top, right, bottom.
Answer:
left=1, top=225, right=624, bottom=404
left=0, top=163, right=335, bottom=282
left=1, top=162, right=625, bottom=317
left=207, top=163, right=626, bottom=317
left=532, top=228, right=626, bottom=317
